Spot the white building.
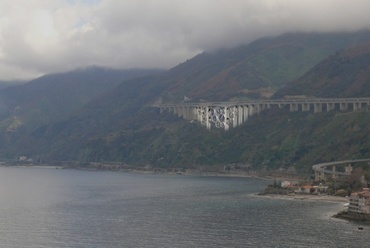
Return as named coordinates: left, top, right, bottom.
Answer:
left=349, top=188, right=370, bottom=214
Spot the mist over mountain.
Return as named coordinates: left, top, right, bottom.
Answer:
left=1, top=31, right=370, bottom=172
left=161, top=31, right=370, bottom=102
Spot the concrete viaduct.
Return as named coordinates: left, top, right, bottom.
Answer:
left=154, top=98, right=370, bottom=130
left=312, top=159, right=370, bottom=182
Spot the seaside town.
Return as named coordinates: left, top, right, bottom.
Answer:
left=258, top=160, right=370, bottom=222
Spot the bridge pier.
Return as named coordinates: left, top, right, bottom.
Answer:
left=156, top=97, right=370, bottom=130
left=340, top=103, right=348, bottom=111
left=315, top=169, right=327, bottom=181
left=345, top=164, right=353, bottom=173
left=302, top=103, right=310, bottom=111
left=314, top=103, right=322, bottom=113
left=243, top=106, right=249, bottom=122
left=205, top=107, right=211, bottom=130
left=312, top=159, right=370, bottom=182
left=238, top=106, right=244, bottom=126
left=327, top=103, right=335, bottom=111
left=290, top=103, right=298, bottom=111
left=332, top=165, right=337, bottom=180
left=353, top=102, right=362, bottom=111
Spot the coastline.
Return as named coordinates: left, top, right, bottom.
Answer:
left=254, top=193, right=348, bottom=203
left=0, top=163, right=286, bottom=180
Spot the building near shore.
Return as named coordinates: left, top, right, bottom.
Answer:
left=348, top=188, right=370, bottom=214
left=294, top=184, right=328, bottom=194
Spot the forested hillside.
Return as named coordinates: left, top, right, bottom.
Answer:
left=0, top=67, right=162, bottom=132
left=274, top=42, right=370, bottom=98
left=1, top=31, right=370, bottom=172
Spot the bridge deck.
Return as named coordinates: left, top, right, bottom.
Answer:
left=154, top=97, right=370, bottom=130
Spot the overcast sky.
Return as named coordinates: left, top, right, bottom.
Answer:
left=1, top=0, right=370, bottom=81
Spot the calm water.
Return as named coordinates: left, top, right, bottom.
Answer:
left=0, top=167, right=369, bottom=248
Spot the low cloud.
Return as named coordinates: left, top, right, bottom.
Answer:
left=0, top=0, right=370, bottom=80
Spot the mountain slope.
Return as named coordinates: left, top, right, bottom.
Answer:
left=274, top=42, right=370, bottom=98
left=162, top=31, right=370, bottom=101
left=0, top=67, right=162, bottom=132
left=0, top=81, right=25, bottom=91
left=2, top=31, right=370, bottom=171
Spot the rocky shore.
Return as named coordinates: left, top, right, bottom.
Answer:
left=332, top=210, right=370, bottom=222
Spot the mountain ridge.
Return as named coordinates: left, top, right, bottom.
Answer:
left=1, top=31, right=370, bottom=171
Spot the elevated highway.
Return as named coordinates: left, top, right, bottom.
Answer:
left=312, top=159, right=370, bottom=181
left=154, top=97, right=370, bottom=130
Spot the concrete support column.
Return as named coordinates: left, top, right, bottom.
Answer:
left=345, top=164, right=353, bottom=174
left=315, top=171, right=319, bottom=181
left=302, top=103, right=310, bottom=111
left=233, top=107, right=238, bottom=128
left=353, top=102, right=361, bottom=111
left=192, top=107, right=198, bottom=122
left=290, top=103, right=298, bottom=111
left=238, top=106, right=244, bottom=126
left=195, top=107, right=199, bottom=122
left=332, top=165, right=337, bottom=180
left=249, top=105, right=255, bottom=116
left=183, top=107, right=187, bottom=119
left=327, top=103, right=335, bottom=111
left=197, top=107, right=203, bottom=124
left=184, top=107, right=190, bottom=119
left=182, top=107, right=186, bottom=117
left=224, top=108, right=229, bottom=131
left=259, top=104, right=266, bottom=112
left=340, top=103, right=348, bottom=111
left=205, top=107, right=211, bottom=130
left=243, top=106, right=249, bottom=122
left=314, top=103, right=322, bottom=113
left=258, top=104, right=262, bottom=114
left=192, top=107, right=197, bottom=120
left=179, top=106, right=183, bottom=116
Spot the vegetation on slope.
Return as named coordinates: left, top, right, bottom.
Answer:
left=274, top=42, right=370, bottom=98
left=162, top=31, right=370, bottom=101
left=65, top=107, right=370, bottom=173
left=1, top=31, right=370, bottom=173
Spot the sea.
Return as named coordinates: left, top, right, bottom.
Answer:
left=0, top=166, right=369, bottom=248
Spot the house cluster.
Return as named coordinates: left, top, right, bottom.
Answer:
left=348, top=188, right=370, bottom=215
left=281, top=181, right=329, bottom=194
left=19, top=156, right=33, bottom=162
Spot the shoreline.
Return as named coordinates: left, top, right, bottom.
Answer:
left=254, top=193, right=349, bottom=203
left=1, top=163, right=298, bottom=181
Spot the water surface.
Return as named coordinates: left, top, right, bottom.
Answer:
left=0, top=167, right=368, bottom=247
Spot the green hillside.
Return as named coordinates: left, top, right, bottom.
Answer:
left=162, top=31, right=370, bottom=101
left=1, top=31, right=370, bottom=173
left=0, top=67, right=162, bottom=132
left=274, top=42, right=370, bottom=98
